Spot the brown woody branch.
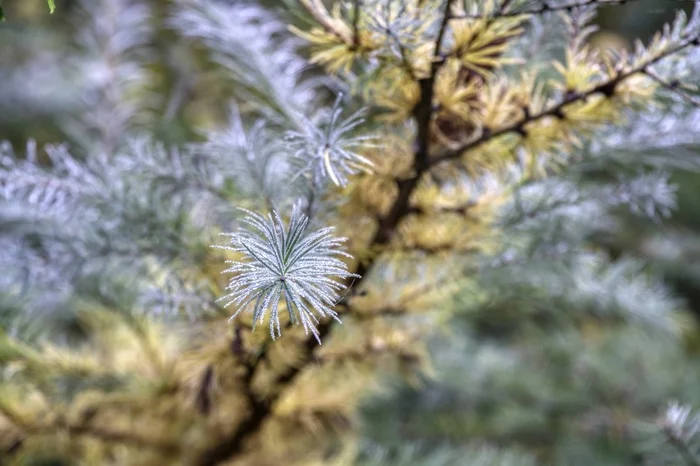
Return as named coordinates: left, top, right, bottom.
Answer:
left=192, top=356, right=266, bottom=466
left=369, top=0, right=455, bottom=249
left=352, top=0, right=361, bottom=49
left=643, top=69, right=700, bottom=107
left=298, top=0, right=353, bottom=43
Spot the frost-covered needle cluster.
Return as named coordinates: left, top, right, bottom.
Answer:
left=286, top=94, right=376, bottom=188
left=215, top=205, right=357, bottom=342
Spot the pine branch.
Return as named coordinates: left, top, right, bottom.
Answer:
left=189, top=3, right=696, bottom=460
left=370, top=0, right=456, bottom=247
left=416, top=0, right=454, bottom=172
left=643, top=69, right=700, bottom=107
left=6, top=0, right=700, bottom=463
left=429, top=34, right=700, bottom=167
left=193, top=3, right=460, bottom=462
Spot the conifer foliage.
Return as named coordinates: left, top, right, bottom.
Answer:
left=215, top=205, right=355, bottom=342
left=1, top=0, right=700, bottom=465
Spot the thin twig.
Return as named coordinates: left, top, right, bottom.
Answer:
left=450, top=0, right=635, bottom=20
left=433, top=0, right=454, bottom=63
left=644, top=69, right=700, bottom=107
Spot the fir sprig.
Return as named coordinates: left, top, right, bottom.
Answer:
left=215, top=205, right=357, bottom=342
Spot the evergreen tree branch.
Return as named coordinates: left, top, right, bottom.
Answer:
left=370, top=0, right=456, bottom=248
left=429, top=34, right=700, bottom=167
left=193, top=4, right=460, bottom=463
left=191, top=357, right=262, bottom=466
left=5, top=0, right=699, bottom=463
left=643, top=69, right=700, bottom=107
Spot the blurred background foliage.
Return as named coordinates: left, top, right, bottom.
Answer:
left=2, top=0, right=700, bottom=465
